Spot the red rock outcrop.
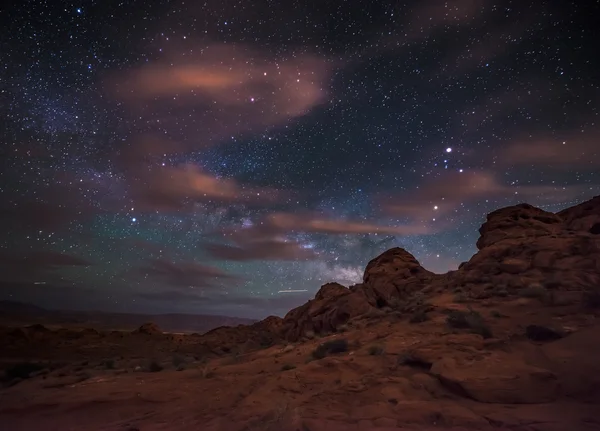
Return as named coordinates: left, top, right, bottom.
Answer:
left=271, top=197, right=600, bottom=343
left=456, top=200, right=600, bottom=296
left=558, top=195, right=600, bottom=233
left=360, top=247, right=435, bottom=306
left=279, top=283, right=373, bottom=341
left=133, top=322, right=162, bottom=335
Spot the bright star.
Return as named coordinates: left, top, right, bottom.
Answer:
left=446, top=147, right=452, bottom=153
left=132, top=217, right=137, bottom=222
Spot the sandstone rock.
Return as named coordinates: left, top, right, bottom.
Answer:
left=525, top=324, right=565, bottom=342
left=280, top=283, right=373, bottom=341
left=430, top=356, right=559, bottom=404
left=133, top=322, right=162, bottom=335
left=361, top=248, right=435, bottom=306
left=476, top=204, right=562, bottom=250
left=558, top=195, right=600, bottom=232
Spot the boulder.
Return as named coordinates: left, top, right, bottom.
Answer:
left=361, top=248, right=435, bottom=306
left=525, top=324, right=565, bottom=342
left=280, top=283, right=373, bottom=341
left=430, top=355, right=559, bottom=404
left=476, top=204, right=562, bottom=250
left=557, top=195, right=600, bottom=232
left=134, top=322, right=162, bottom=335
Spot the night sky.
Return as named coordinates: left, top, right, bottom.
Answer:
left=1, top=1, right=598, bottom=319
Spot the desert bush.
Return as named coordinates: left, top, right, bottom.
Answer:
left=368, top=345, right=385, bottom=356
left=280, top=364, right=296, bottom=371
left=336, top=324, right=349, bottom=333
left=103, top=359, right=115, bottom=369
left=148, top=360, right=163, bottom=372
left=172, top=355, right=185, bottom=367
left=446, top=309, right=493, bottom=339
left=409, top=309, right=429, bottom=323
left=490, top=285, right=509, bottom=297
left=3, top=362, right=44, bottom=380
left=453, top=293, right=469, bottom=303
left=311, top=338, right=349, bottom=359
left=304, top=330, right=315, bottom=339
left=490, top=310, right=504, bottom=318
left=519, top=286, right=549, bottom=299
left=397, top=351, right=432, bottom=370
left=582, top=289, right=600, bottom=309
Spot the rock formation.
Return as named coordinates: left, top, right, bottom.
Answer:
left=274, top=196, right=600, bottom=341
left=133, top=322, right=162, bottom=335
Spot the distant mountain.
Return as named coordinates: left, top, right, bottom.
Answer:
left=0, top=300, right=256, bottom=333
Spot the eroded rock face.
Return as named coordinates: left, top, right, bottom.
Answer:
left=361, top=248, right=435, bottom=306
left=456, top=200, right=600, bottom=295
left=261, top=196, right=600, bottom=344
left=558, top=195, right=600, bottom=233
left=476, top=204, right=563, bottom=250
left=279, top=283, right=373, bottom=341
left=134, top=322, right=162, bottom=335
left=430, top=355, right=559, bottom=404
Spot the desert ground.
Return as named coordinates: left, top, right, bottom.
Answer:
left=1, top=197, right=599, bottom=431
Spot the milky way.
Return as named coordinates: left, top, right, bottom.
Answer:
left=1, top=1, right=599, bottom=318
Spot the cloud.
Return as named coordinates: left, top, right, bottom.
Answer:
left=0, top=251, right=92, bottom=281
left=402, top=0, right=493, bottom=43
left=136, top=289, right=211, bottom=303
left=204, top=211, right=424, bottom=262
left=501, top=133, right=600, bottom=168
left=261, top=212, right=431, bottom=236
left=6, top=251, right=92, bottom=267
left=382, top=170, right=590, bottom=221
left=111, top=43, right=333, bottom=153
left=0, top=197, right=99, bottom=232
left=137, top=258, right=237, bottom=288
left=206, top=240, right=315, bottom=262
left=130, top=163, right=287, bottom=212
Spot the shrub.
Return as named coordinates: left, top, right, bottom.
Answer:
left=368, top=345, right=385, bottom=356
left=397, top=351, right=432, bottom=370
left=446, top=309, right=493, bottom=339
left=582, top=289, right=600, bottom=309
left=311, top=339, right=349, bottom=359
left=103, top=359, right=115, bottom=369
left=304, top=330, right=315, bottom=339
left=280, top=364, right=296, bottom=371
left=172, top=355, right=185, bottom=367
left=336, top=324, right=349, bottom=333
left=409, top=309, right=429, bottom=324
left=3, top=362, right=44, bottom=380
left=490, top=310, right=504, bottom=318
left=148, top=360, right=163, bottom=372
left=519, top=286, right=549, bottom=299
left=453, top=293, right=468, bottom=303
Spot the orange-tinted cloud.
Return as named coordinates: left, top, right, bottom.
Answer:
left=206, top=240, right=316, bottom=262
left=382, top=170, right=590, bottom=221
left=219, top=212, right=431, bottom=242
left=111, top=43, right=333, bottom=153
left=131, top=163, right=286, bottom=211
left=501, top=134, right=600, bottom=168
left=138, top=258, right=237, bottom=288
left=264, top=212, right=431, bottom=236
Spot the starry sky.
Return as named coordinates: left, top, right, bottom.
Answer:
left=1, top=0, right=599, bottom=319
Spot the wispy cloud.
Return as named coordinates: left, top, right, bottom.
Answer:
left=130, top=163, right=287, bottom=212
left=382, top=170, right=590, bottom=222
left=500, top=132, right=600, bottom=168
left=111, top=43, right=333, bottom=154
left=137, top=258, right=237, bottom=288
